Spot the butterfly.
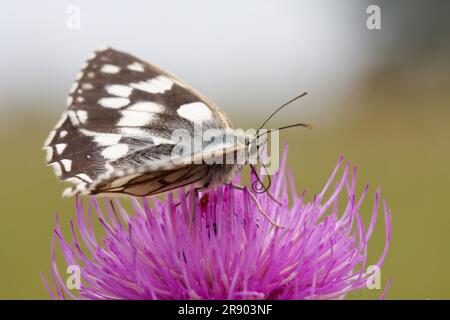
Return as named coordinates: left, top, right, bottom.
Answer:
left=43, top=47, right=309, bottom=226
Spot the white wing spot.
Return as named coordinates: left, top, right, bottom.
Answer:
left=96, top=46, right=109, bottom=52
left=129, top=75, right=173, bottom=94
left=94, top=134, right=122, bottom=146
left=127, top=102, right=164, bottom=113
left=127, top=62, right=145, bottom=72
left=177, top=102, right=212, bottom=123
left=70, top=83, right=78, bottom=94
left=119, top=127, right=148, bottom=136
left=100, top=64, right=121, bottom=74
left=65, top=174, right=92, bottom=184
left=65, top=177, right=82, bottom=184
left=61, top=159, right=72, bottom=172
left=76, top=97, right=85, bottom=103
left=68, top=111, right=82, bottom=126
left=76, top=110, right=88, bottom=124
left=117, top=110, right=155, bottom=126
left=49, top=162, right=62, bottom=176
left=152, top=136, right=173, bottom=145
left=101, top=144, right=129, bottom=160
left=62, top=187, right=76, bottom=197
left=54, top=112, right=68, bottom=129
left=81, top=83, right=94, bottom=90
left=87, top=72, right=95, bottom=78
left=87, top=52, right=97, bottom=60
left=98, top=97, right=130, bottom=109
left=44, top=147, right=53, bottom=162
left=76, top=173, right=93, bottom=183
left=79, top=129, right=122, bottom=146
left=75, top=183, right=88, bottom=192
left=55, top=143, right=67, bottom=155
left=44, top=130, right=56, bottom=147
left=66, top=97, right=73, bottom=107
left=59, top=130, right=68, bottom=138
left=106, top=85, right=133, bottom=98
left=68, top=111, right=78, bottom=126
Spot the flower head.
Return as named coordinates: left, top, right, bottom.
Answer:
left=43, top=147, right=391, bottom=299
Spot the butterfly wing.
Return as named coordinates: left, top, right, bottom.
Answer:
left=43, top=47, right=233, bottom=196
left=92, top=162, right=210, bottom=197
left=89, top=141, right=248, bottom=197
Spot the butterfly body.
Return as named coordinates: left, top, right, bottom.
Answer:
left=43, top=48, right=256, bottom=197
left=87, top=133, right=250, bottom=197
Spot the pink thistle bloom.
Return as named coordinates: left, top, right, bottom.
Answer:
left=43, top=147, right=391, bottom=300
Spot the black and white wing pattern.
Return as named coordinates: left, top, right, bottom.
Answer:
left=43, top=47, right=233, bottom=197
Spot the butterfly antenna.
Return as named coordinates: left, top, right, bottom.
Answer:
left=250, top=164, right=272, bottom=194
left=256, top=123, right=312, bottom=140
left=256, top=91, right=308, bottom=132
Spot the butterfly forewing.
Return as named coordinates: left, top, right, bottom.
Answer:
left=43, top=47, right=233, bottom=196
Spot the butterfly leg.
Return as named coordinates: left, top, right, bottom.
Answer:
left=172, top=189, right=199, bottom=228
left=175, top=187, right=202, bottom=207
left=188, top=189, right=200, bottom=228
left=231, top=183, right=285, bottom=229
left=174, top=189, right=191, bottom=207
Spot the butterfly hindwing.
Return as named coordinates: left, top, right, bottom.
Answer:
left=83, top=140, right=248, bottom=197
left=43, top=47, right=234, bottom=196
left=92, top=164, right=210, bottom=197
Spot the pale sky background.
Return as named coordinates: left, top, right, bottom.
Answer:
left=0, top=1, right=448, bottom=126
left=0, top=1, right=380, bottom=126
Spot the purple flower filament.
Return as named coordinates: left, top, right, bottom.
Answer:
left=43, top=147, right=391, bottom=300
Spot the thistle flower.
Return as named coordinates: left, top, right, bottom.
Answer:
left=43, top=147, right=391, bottom=300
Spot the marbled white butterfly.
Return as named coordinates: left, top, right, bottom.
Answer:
left=43, top=48, right=309, bottom=225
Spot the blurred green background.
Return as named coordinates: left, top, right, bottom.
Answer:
left=1, top=1, right=449, bottom=299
